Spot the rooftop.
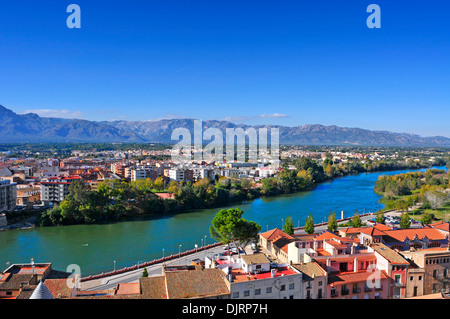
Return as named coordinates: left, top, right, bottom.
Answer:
left=231, top=266, right=297, bottom=283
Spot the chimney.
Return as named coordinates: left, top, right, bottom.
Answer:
left=271, top=269, right=276, bottom=278
left=354, top=257, right=358, bottom=273
left=341, top=210, right=345, bottom=220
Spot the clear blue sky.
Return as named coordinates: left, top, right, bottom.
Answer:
left=1, top=1, right=449, bottom=137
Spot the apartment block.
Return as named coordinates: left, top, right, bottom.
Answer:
left=0, top=180, right=17, bottom=212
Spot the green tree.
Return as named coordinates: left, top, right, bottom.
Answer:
left=327, top=212, right=338, bottom=232
left=375, top=211, right=385, bottom=224
left=400, top=212, right=411, bottom=229
left=351, top=211, right=362, bottom=228
left=421, top=211, right=433, bottom=225
left=304, top=214, right=315, bottom=234
left=142, top=268, right=148, bottom=278
left=209, top=208, right=261, bottom=256
left=284, top=216, right=295, bottom=235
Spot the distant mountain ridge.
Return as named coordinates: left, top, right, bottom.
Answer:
left=1, top=105, right=450, bottom=147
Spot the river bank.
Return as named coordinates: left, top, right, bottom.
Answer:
left=1, top=166, right=444, bottom=276
left=32, top=162, right=439, bottom=230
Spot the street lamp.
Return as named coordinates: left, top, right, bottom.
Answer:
left=204, top=235, right=207, bottom=246
left=114, top=260, right=116, bottom=272
left=179, top=244, right=182, bottom=258
left=281, top=218, right=284, bottom=229
left=162, top=248, right=165, bottom=259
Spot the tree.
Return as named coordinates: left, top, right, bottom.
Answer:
left=425, top=188, right=448, bottom=210
left=142, top=268, right=148, bottom=278
left=400, top=212, right=411, bottom=229
left=304, top=214, right=315, bottom=234
left=327, top=212, right=338, bottom=232
left=284, top=216, right=294, bottom=235
left=351, top=211, right=362, bottom=228
left=375, top=211, right=384, bottom=224
left=421, top=211, right=433, bottom=225
left=209, top=208, right=261, bottom=256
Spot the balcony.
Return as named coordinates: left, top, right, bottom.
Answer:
left=341, top=289, right=350, bottom=296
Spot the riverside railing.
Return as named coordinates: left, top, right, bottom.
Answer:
left=80, top=242, right=221, bottom=282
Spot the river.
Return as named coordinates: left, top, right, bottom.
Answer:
left=0, top=166, right=447, bottom=276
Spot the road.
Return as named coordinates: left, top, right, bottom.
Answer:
left=81, top=244, right=228, bottom=291
left=82, top=214, right=378, bottom=291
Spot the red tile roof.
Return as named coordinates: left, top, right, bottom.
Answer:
left=314, top=231, right=341, bottom=241
left=383, top=228, right=447, bottom=242
left=260, top=228, right=295, bottom=241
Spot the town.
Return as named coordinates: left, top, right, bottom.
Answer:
left=0, top=216, right=448, bottom=299
left=0, top=144, right=449, bottom=300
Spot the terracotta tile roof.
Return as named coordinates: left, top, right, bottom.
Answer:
left=260, top=228, right=295, bottom=241
left=370, top=243, right=409, bottom=265
left=374, top=223, right=392, bottom=231
left=383, top=228, right=447, bottom=242
left=140, top=276, right=167, bottom=299
left=44, top=279, right=73, bottom=298
left=325, top=240, right=347, bottom=249
left=115, top=282, right=140, bottom=295
left=241, top=253, right=271, bottom=265
left=271, top=236, right=293, bottom=253
left=339, top=227, right=368, bottom=234
left=360, top=227, right=387, bottom=237
left=314, top=231, right=341, bottom=241
left=165, top=268, right=229, bottom=299
left=328, top=270, right=388, bottom=286
left=429, top=221, right=449, bottom=232
left=292, top=262, right=327, bottom=279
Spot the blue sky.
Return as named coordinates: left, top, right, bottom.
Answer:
left=0, top=1, right=449, bottom=137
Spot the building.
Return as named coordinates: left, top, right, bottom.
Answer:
left=206, top=252, right=303, bottom=299
left=16, top=186, right=41, bottom=208
left=292, top=262, right=327, bottom=299
left=359, top=224, right=449, bottom=250
left=368, top=243, right=411, bottom=299
left=40, top=175, right=82, bottom=206
left=0, top=263, right=71, bottom=299
left=0, top=180, right=17, bottom=212
left=401, top=248, right=450, bottom=296
left=131, top=167, right=158, bottom=182
left=76, top=265, right=231, bottom=299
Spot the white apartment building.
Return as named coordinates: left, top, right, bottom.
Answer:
left=0, top=180, right=17, bottom=212
left=206, top=252, right=303, bottom=299
left=40, top=176, right=82, bottom=206
left=168, top=169, right=185, bottom=182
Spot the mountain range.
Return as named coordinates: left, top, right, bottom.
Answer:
left=1, top=105, right=450, bottom=147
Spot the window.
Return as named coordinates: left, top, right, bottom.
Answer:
left=255, top=288, right=261, bottom=296
left=318, top=280, right=322, bottom=286
left=232, top=292, right=239, bottom=298
left=433, top=270, right=437, bottom=278
left=289, top=283, right=295, bottom=290
left=280, top=284, right=285, bottom=291
left=418, top=276, right=422, bottom=280
left=244, top=290, right=250, bottom=297
left=266, top=287, right=272, bottom=294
